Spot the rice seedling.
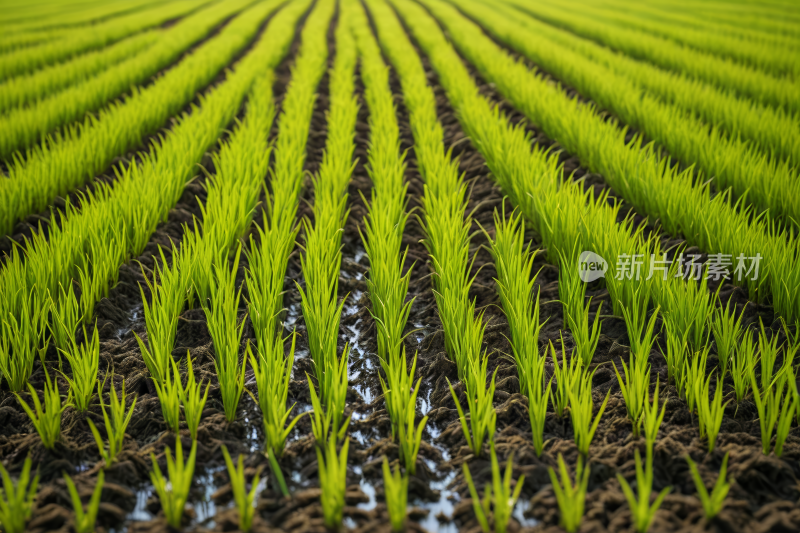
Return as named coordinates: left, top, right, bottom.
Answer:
left=686, top=453, right=730, bottom=520
left=568, top=372, right=609, bottom=456
left=523, top=354, right=551, bottom=456
left=642, top=379, right=667, bottom=450
left=15, top=371, right=68, bottom=449
left=448, top=353, right=497, bottom=457
left=751, top=370, right=795, bottom=456
left=59, top=324, right=100, bottom=413
left=152, top=358, right=181, bottom=434
left=176, top=354, right=209, bottom=441
left=682, top=346, right=710, bottom=414
left=711, top=301, right=746, bottom=378
left=202, top=252, right=247, bottom=424
left=0, top=455, right=39, bottom=533
left=307, top=354, right=351, bottom=446
left=221, top=445, right=262, bottom=532
left=49, top=283, right=82, bottom=352
left=662, top=323, right=688, bottom=390
left=150, top=439, right=197, bottom=529
left=617, top=448, right=671, bottom=533
left=730, top=329, right=757, bottom=404
left=757, top=320, right=783, bottom=391
left=462, top=442, right=525, bottom=533
left=317, top=436, right=350, bottom=531
left=548, top=454, right=590, bottom=533
left=551, top=338, right=583, bottom=418
left=559, top=248, right=602, bottom=366
left=250, top=332, right=305, bottom=457
left=88, top=377, right=136, bottom=465
left=266, top=446, right=290, bottom=498
left=382, top=457, right=408, bottom=532
left=63, top=470, right=104, bottom=533
left=694, top=375, right=728, bottom=452
left=0, top=290, right=48, bottom=392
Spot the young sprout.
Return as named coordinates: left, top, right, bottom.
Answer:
left=613, top=351, right=651, bottom=437
left=617, top=447, right=671, bottom=533
left=317, top=436, right=350, bottom=531
left=0, top=289, right=47, bottom=392
left=662, top=322, right=688, bottom=389
left=685, top=453, right=730, bottom=520
left=711, top=301, right=745, bottom=378
left=695, top=375, right=728, bottom=452
left=266, top=446, right=290, bottom=498
left=221, top=445, right=262, bottom=532
left=682, top=345, right=710, bottom=414
left=382, top=457, right=408, bottom=532
left=548, top=453, right=589, bottom=533
left=88, top=377, right=136, bottom=465
left=551, top=337, right=583, bottom=418
left=462, top=442, right=525, bottom=533
left=642, top=379, right=667, bottom=451
left=568, top=371, right=609, bottom=456
left=152, top=359, right=181, bottom=434
left=448, top=353, right=497, bottom=458
left=150, top=439, right=197, bottom=529
left=558, top=248, right=602, bottom=366
left=0, top=455, right=39, bottom=533
left=50, top=282, right=82, bottom=352
left=730, top=329, right=756, bottom=405
left=15, top=371, right=68, bottom=449
left=750, top=371, right=795, bottom=456
left=177, top=354, right=209, bottom=441
left=757, top=320, right=782, bottom=391
left=523, top=354, right=550, bottom=457
left=64, top=470, right=104, bottom=533
left=250, top=332, right=305, bottom=457
left=59, top=324, right=100, bottom=413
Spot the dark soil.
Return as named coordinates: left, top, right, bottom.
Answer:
left=0, top=5, right=798, bottom=533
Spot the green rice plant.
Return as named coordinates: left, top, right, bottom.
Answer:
left=63, top=470, right=104, bottom=533
left=152, top=358, right=181, bottom=435
left=757, top=320, right=783, bottom=391
left=662, top=323, right=688, bottom=390
left=59, top=324, right=100, bottom=413
left=682, top=346, right=710, bottom=414
left=250, top=332, right=305, bottom=458
left=751, top=371, right=795, bottom=456
left=381, top=457, right=408, bottom=532
left=617, top=448, right=671, bottom=533
left=711, top=301, right=746, bottom=378
left=88, top=377, right=136, bottom=465
left=623, top=301, right=661, bottom=364
left=176, top=354, right=209, bottom=441
left=317, top=436, right=350, bottom=531
left=462, top=442, right=525, bottom=533
left=568, top=372, right=609, bottom=456
left=694, top=375, right=728, bottom=452
left=686, top=453, right=730, bottom=520
left=307, top=362, right=351, bottom=446
left=221, top=445, right=262, bottom=532
left=613, top=301, right=655, bottom=438
left=551, top=338, right=583, bottom=418
left=730, top=329, right=756, bottom=404
left=380, top=349, right=428, bottom=473
left=558, top=247, right=602, bottom=366
left=448, top=354, right=497, bottom=457
left=150, top=439, right=197, bottom=529
left=49, top=282, right=82, bottom=352
left=0, top=455, right=39, bottom=533
left=0, top=289, right=48, bottom=392
left=202, top=252, right=247, bottom=424
left=523, top=353, right=551, bottom=456
left=15, top=371, right=68, bottom=449
left=548, top=454, right=590, bottom=533
left=266, top=446, right=290, bottom=498
left=642, top=379, right=667, bottom=450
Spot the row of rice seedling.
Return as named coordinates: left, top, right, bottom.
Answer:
left=296, top=2, right=359, bottom=528
left=0, top=0, right=207, bottom=80
left=0, top=0, right=282, bottom=237
left=0, top=0, right=258, bottom=156
left=349, top=0, right=425, bottom=528
left=0, top=28, right=159, bottom=113
left=425, top=0, right=800, bottom=325
left=246, top=0, right=333, bottom=465
left=365, top=0, right=499, bottom=463
left=539, top=0, right=800, bottom=78
left=0, top=0, right=301, bottom=394
left=478, top=0, right=799, bottom=171
left=499, top=0, right=799, bottom=115
left=461, top=0, right=800, bottom=224
left=668, top=1, right=800, bottom=39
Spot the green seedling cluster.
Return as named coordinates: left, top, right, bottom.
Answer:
left=462, top=443, right=525, bottom=533
left=63, top=470, right=104, bottom=533
left=317, top=435, right=350, bottom=531
left=0, top=456, right=39, bottom=533
left=16, top=372, right=68, bottom=449
left=382, top=457, right=409, bottom=532
left=686, top=453, right=730, bottom=520
left=617, top=447, right=671, bottom=533
left=88, top=377, right=136, bottom=465
left=221, top=445, right=262, bottom=532
left=59, top=324, right=100, bottom=412
left=150, top=439, right=197, bottom=529
left=548, top=454, right=590, bottom=533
